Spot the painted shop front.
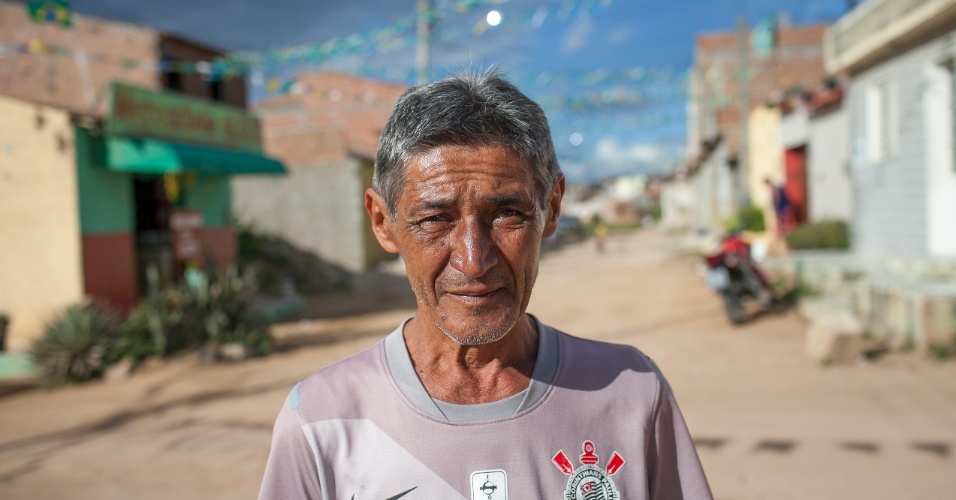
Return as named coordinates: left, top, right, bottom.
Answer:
left=76, top=82, right=285, bottom=310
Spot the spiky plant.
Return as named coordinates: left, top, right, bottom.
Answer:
left=32, top=303, right=119, bottom=386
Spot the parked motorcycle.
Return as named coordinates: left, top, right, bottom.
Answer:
left=702, top=233, right=772, bottom=324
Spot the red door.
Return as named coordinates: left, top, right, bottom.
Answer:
left=784, top=146, right=808, bottom=224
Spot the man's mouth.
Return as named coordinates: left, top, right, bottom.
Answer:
left=445, top=287, right=502, bottom=303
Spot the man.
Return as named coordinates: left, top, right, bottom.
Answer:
left=764, top=178, right=795, bottom=236
left=259, top=71, right=711, bottom=499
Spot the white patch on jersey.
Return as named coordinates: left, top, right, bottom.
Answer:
left=470, top=469, right=507, bottom=500
left=302, top=419, right=465, bottom=499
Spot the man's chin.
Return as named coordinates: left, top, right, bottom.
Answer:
left=432, top=313, right=522, bottom=346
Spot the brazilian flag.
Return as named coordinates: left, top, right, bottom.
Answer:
left=27, top=0, right=72, bottom=28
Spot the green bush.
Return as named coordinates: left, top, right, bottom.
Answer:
left=32, top=303, right=120, bottom=386
left=725, top=205, right=766, bottom=233
left=117, top=265, right=273, bottom=361
left=785, top=220, right=850, bottom=250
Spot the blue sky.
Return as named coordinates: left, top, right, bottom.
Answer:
left=68, top=0, right=855, bottom=183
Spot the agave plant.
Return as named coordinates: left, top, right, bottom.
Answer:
left=32, top=303, right=120, bottom=386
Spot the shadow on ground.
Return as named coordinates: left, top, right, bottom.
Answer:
left=282, top=269, right=417, bottom=321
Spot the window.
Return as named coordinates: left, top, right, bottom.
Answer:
left=209, top=79, right=223, bottom=102
left=864, top=79, right=898, bottom=163
left=163, top=69, right=181, bottom=92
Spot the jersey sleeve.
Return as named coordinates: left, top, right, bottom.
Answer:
left=646, top=373, right=713, bottom=499
left=258, top=385, right=322, bottom=500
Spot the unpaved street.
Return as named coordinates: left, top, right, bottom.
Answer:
left=1, top=229, right=954, bottom=499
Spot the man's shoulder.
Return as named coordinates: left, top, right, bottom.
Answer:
left=300, top=340, right=386, bottom=389
left=284, top=339, right=392, bottom=418
left=551, top=327, right=665, bottom=385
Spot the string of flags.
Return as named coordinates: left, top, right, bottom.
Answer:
left=8, top=0, right=618, bottom=81
left=5, top=0, right=735, bottom=126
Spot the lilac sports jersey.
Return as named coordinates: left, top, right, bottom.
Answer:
left=259, top=319, right=712, bottom=499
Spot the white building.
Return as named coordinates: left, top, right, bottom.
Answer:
left=827, top=0, right=956, bottom=257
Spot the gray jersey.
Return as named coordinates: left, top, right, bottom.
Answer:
left=259, top=320, right=712, bottom=499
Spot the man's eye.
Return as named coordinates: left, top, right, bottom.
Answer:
left=498, top=209, right=525, bottom=219
left=416, top=215, right=452, bottom=228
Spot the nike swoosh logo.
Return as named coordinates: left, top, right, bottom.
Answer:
left=350, top=486, right=418, bottom=500
left=386, top=487, right=417, bottom=499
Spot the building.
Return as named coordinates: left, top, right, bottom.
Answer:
left=747, top=103, right=784, bottom=234
left=688, top=20, right=829, bottom=212
left=788, top=0, right=956, bottom=351
left=806, top=83, right=851, bottom=222
left=235, top=72, right=409, bottom=272
left=827, top=0, right=956, bottom=258
left=0, top=3, right=284, bottom=351
left=659, top=137, right=728, bottom=230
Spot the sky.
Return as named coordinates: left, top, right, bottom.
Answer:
left=65, top=0, right=856, bottom=183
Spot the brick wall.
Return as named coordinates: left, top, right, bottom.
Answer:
left=0, top=2, right=160, bottom=116
left=692, top=24, right=828, bottom=156
left=0, top=3, right=245, bottom=116
left=256, top=72, right=408, bottom=164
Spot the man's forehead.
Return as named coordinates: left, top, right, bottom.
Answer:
left=401, top=145, right=534, bottom=188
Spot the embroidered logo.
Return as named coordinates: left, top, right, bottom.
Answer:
left=470, top=469, right=508, bottom=500
left=553, top=441, right=625, bottom=500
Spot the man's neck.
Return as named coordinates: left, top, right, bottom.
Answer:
left=403, top=315, right=539, bottom=405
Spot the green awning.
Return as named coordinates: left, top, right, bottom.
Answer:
left=105, top=137, right=286, bottom=175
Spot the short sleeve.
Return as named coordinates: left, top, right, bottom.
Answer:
left=646, top=375, right=713, bottom=499
left=258, top=385, right=322, bottom=500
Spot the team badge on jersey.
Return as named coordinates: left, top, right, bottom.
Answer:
left=552, top=441, right=625, bottom=500
left=470, top=469, right=507, bottom=500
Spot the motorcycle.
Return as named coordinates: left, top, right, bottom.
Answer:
left=702, top=233, right=772, bottom=324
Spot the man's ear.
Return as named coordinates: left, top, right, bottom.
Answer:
left=541, top=174, right=566, bottom=239
left=365, top=188, right=400, bottom=254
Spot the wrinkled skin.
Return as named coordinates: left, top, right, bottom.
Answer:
left=365, top=144, right=564, bottom=403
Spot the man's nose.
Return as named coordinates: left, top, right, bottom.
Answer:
left=449, top=217, right=498, bottom=278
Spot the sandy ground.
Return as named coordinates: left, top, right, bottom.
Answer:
left=1, top=228, right=954, bottom=499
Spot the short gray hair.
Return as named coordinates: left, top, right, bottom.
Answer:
left=373, top=70, right=561, bottom=218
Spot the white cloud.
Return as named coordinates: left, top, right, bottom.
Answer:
left=562, top=11, right=593, bottom=53
left=606, top=26, right=634, bottom=47
left=595, top=137, right=681, bottom=170
left=596, top=138, right=663, bottom=164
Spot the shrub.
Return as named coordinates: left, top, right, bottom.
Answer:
left=116, top=265, right=273, bottom=361
left=785, top=220, right=850, bottom=250
left=725, top=205, right=766, bottom=233
left=32, top=303, right=120, bottom=386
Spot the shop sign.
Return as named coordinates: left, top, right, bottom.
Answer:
left=108, top=82, right=263, bottom=153
left=170, top=210, right=204, bottom=265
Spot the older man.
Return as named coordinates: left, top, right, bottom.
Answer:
left=259, top=71, right=711, bottom=500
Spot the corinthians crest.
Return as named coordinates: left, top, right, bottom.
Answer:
left=552, top=441, right=625, bottom=500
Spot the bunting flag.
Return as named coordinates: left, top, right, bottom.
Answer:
left=751, top=14, right=777, bottom=56
left=26, top=0, right=72, bottom=28
left=8, top=0, right=620, bottom=79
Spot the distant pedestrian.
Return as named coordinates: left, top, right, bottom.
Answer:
left=765, top=178, right=795, bottom=236
left=593, top=216, right=608, bottom=253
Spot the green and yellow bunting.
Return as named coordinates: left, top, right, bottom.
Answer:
left=26, top=0, right=72, bottom=28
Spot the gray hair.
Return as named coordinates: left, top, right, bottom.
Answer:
left=373, top=70, right=561, bottom=218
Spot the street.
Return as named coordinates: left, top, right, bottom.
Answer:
left=1, top=228, right=954, bottom=499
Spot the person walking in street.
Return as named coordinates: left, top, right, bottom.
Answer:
left=765, top=178, right=795, bottom=236
left=258, top=70, right=712, bottom=500
left=593, top=216, right=609, bottom=254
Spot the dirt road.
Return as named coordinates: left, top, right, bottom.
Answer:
left=1, top=229, right=954, bottom=499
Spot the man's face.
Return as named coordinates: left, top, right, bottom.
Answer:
left=366, top=144, right=564, bottom=345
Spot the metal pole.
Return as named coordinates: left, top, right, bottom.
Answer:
left=416, top=0, right=432, bottom=86
left=736, top=15, right=750, bottom=208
